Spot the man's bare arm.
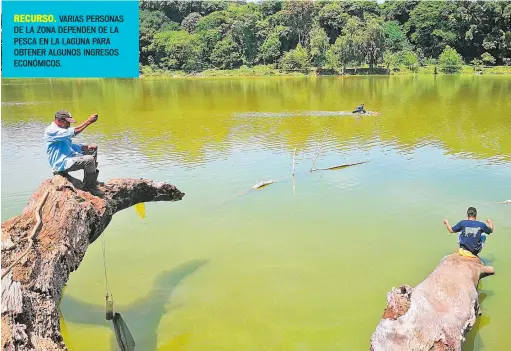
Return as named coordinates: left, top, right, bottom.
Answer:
left=443, top=219, right=454, bottom=233
left=486, top=218, right=494, bottom=231
left=74, top=113, right=98, bottom=136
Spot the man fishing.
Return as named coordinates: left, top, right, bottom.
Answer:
left=44, top=109, right=104, bottom=196
left=352, top=103, right=366, bottom=114
left=443, top=207, right=494, bottom=258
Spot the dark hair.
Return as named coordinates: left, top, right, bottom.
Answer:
left=467, top=207, right=477, bottom=218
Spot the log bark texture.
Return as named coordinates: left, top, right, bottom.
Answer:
left=1, top=175, right=184, bottom=351
left=370, top=254, right=495, bottom=351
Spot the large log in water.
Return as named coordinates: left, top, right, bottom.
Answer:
left=1, top=175, right=184, bottom=350
left=370, top=254, right=495, bottom=351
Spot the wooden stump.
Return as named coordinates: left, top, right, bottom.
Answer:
left=1, top=175, right=184, bottom=350
left=370, top=254, right=495, bottom=351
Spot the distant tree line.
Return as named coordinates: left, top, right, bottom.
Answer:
left=139, top=0, right=511, bottom=74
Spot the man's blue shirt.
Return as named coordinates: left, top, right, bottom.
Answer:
left=452, top=219, right=492, bottom=255
left=44, top=122, right=83, bottom=171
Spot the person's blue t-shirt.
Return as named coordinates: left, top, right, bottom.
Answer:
left=452, top=220, right=492, bottom=255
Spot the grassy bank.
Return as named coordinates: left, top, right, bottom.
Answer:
left=140, top=64, right=307, bottom=78
left=392, top=65, right=511, bottom=75
left=140, top=64, right=511, bottom=78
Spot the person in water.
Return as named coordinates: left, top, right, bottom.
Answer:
left=353, top=103, right=366, bottom=113
left=443, top=207, right=494, bottom=257
left=44, top=109, right=104, bottom=196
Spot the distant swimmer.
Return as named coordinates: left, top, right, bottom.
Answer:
left=352, top=103, right=366, bottom=114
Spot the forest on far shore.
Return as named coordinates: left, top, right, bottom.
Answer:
left=139, top=0, right=511, bottom=74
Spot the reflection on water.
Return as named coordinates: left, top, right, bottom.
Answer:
left=463, top=289, right=493, bottom=351
left=60, top=260, right=207, bottom=351
left=2, top=76, right=510, bottom=166
left=1, top=100, right=53, bottom=107
left=2, top=76, right=511, bottom=351
left=233, top=110, right=379, bottom=118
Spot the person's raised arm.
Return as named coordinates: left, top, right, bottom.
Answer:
left=485, top=218, right=494, bottom=233
left=443, top=219, right=454, bottom=233
left=74, top=113, right=98, bottom=136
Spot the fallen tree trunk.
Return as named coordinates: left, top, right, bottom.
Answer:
left=370, top=254, right=495, bottom=351
left=1, top=175, right=184, bottom=351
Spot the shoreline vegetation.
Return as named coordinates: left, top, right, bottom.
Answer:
left=139, top=64, right=511, bottom=78
left=138, top=0, right=511, bottom=79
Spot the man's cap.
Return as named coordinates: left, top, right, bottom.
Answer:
left=55, top=110, right=76, bottom=123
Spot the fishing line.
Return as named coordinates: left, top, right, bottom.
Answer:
left=100, top=231, right=135, bottom=351
left=100, top=231, right=114, bottom=319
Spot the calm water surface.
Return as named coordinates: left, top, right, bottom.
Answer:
left=2, top=76, right=511, bottom=351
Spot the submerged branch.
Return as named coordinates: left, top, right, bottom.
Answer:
left=310, top=129, right=329, bottom=172
left=311, top=160, right=369, bottom=172
left=252, top=180, right=276, bottom=189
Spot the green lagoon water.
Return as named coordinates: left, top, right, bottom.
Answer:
left=1, top=76, right=510, bottom=350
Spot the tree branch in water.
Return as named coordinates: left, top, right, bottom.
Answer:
left=1, top=174, right=184, bottom=351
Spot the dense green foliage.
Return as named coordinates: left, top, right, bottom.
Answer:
left=280, top=43, right=310, bottom=70
left=438, top=45, right=464, bottom=73
left=139, top=0, right=511, bottom=73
